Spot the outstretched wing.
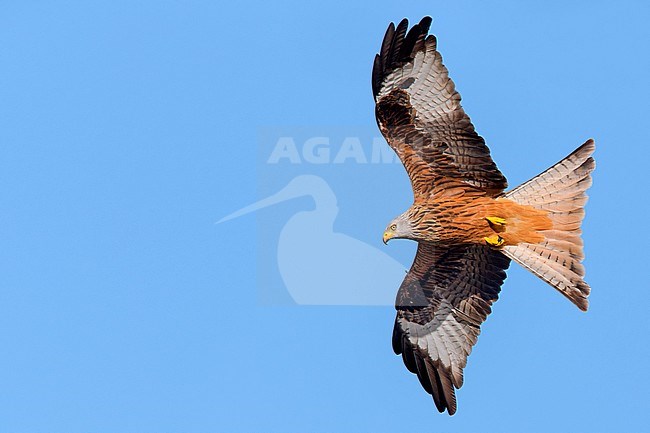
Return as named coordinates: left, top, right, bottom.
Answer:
left=373, top=17, right=507, bottom=196
left=393, top=243, right=511, bottom=415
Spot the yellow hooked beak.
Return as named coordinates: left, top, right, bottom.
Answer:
left=383, top=231, right=394, bottom=245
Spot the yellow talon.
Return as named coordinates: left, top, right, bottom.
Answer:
left=485, top=216, right=507, bottom=226
left=484, top=235, right=505, bottom=247
left=486, top=216, right=507, bottom=233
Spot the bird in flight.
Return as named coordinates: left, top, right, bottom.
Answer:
left=373, top=16, right=595, bottom=415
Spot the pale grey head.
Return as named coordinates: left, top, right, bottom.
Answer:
left=383, top=211, right=416, bottom=244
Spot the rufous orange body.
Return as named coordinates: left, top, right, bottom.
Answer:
left=411, top=185, right=553, bottom=247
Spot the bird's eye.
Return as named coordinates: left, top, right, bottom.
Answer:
left=390, top=224, right=397, bottom=231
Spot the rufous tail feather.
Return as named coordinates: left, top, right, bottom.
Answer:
left=501, top=139, right=595, bottom=311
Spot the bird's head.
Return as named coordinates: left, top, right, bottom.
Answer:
left=383, top=213, right=414, bottom=244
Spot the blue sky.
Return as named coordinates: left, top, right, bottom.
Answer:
left=1, top=1, right=649, bottom=432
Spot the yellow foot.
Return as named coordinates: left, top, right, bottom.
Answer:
left=484, top=234, right=505, bottom=247
left=485, top=216, right=507, bottom=233
left=486, top=216, right=506, bottom=226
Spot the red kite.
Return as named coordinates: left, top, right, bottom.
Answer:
left=374, top=17, right=595, bottom=415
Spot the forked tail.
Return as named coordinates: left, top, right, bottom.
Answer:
left=501, top=139, right=595, bottom=311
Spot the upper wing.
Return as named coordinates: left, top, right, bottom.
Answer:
left=373, top=17, right=507, bottom=196
left=393, top=242, right=511, bottom=415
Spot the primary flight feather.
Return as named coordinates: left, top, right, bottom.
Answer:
left=373, top=16, right=595, bottom=415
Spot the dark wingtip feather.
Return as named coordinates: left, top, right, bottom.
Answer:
left=380, top=22, right=396, bottom=69
left=400, top=333, right=460, bottom=415
left=430, top=362, right=449, bottom=413
left=388, top=19, right=409, bottom=66
left=414, top=354, right=434, bottom=395
left=391, top=318, right=402, bottom=354
left=371, top=54, right=382, bottom=98
left=418, top=16, right=433, bottom=32
left=437, top=368, right=457, bottom=415
left=372, top=16, right=434, bottom=98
